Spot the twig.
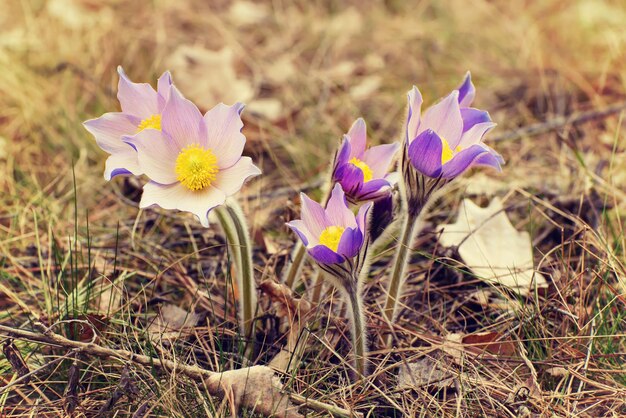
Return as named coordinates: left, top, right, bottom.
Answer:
left=0, top=323, right=358, bottom=418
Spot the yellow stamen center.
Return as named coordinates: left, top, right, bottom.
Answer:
left=349, top=157, right=373, bottom=183
left=441, top=137, right=462, bottom=165
left=137, top=114, right=162, bottom=132
left=319, top=226, right=346, bottom=252
left=175, top=144, right=219, bottom=191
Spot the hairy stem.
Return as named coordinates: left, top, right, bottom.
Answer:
left=382, top=210, right=418, bottom=344
left=283, top=242, right=307, bottom=289
left=346, top=286, right=367, bottom=378
left=224, top=201, right=257, bottom=354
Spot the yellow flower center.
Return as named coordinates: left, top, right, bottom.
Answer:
left=349, top=157, right=373, bottom=183
left=319, top=226, right=345, bottom=252
left=441, top=137, right=461, bottom=165
left=175, top=144, right=219, bottom=191
left=137, top=114, right=162, bottom=132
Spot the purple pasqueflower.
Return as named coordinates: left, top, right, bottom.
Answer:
left=287, top=183, right=372, bottom=265
left=405, top=72, right=503, bottom=179
left=122, top=86, right=261, bottom=227
left=333, top=118, right=399, bottom=203
left=83, top=66, right=173, bottom=180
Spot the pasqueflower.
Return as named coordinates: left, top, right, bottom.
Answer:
left=123, top=86, right=261, bottom=227
left=333, top=118, right=399, bottom=203
left=83, top=66, right=172, bottom=180
left=405, top=72, right=503, bottom=179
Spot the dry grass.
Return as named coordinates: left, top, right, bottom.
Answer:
left=1, top=0, right=626, bottom=416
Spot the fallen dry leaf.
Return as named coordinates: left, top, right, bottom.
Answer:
left=397, top=357, right=454, bottom=390
left=205, top=365, right=303, bottom=418
left=439, top=198, right=547, bottom=296
left=148, top=304, right=200, bottom=341
left=442, top=331, right=517, bottom=361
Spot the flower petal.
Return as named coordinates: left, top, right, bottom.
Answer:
left=124, top=129, right=178, bottom=184
left=156, top=71, right=173, bottom=110
left=355, top=201, right=372, bottom=235
left=335, top=163, right=365, bottom=199
left=440, top=144, right=497, bottom=179
left=300, top=193, right=331, bottom=238
left=140, top=181, right=226, bottom=227
left=103, top=151, right=142, bottom=180
left=419, top=90, right=463, bottom=145
left=363, top=142, right=400, bottom=178
left=461, top=108, right=491, bottom=133
left=408, top=129, right=444, bottom=178
left=161, top=86, right=205, bottom=150
left=204, top=102, right=246, bottom=169
left=347, top=118, right=367, bottom=158
left=117, top=66, right=159, bottom=118
left=337, top=227, right=363, bottom=259
left=333, top=136, right=352, bottom=172
left=286, top=219, right=314, bottom=247
left=213, top=157, right=261, bottom=196
left=355, top=178, right=392, bottom=201
left=83, top=112, right=141, bottom=154
left=457, top=71, right=476, bottom=107
left=457, top=121, right=497, bottom=149
left=308, top=245, right=344, bottom=264
left=325, top=183, right=356, bottom=228
left=406, top=86, right=423, bottom=144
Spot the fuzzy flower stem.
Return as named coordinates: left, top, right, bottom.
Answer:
left=382, top=208, right=418, bottom=345
left=217, top=200, right=257, bottom=358
left=283, top=241, right=307, bottom=289
left=346, top=282, right=367, bottom=378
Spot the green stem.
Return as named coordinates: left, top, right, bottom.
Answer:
left=283, top=241, right=307, bottom=289
left=382, top=211, right=418, bottom=344
left=225, top=201, right=257, bottom=346
left=346, top=285, right=367, bottom=377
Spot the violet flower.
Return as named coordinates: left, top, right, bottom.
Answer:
left=405, top=73, right=503, bottom=181
left=83, top=66, right=172, bottom=180
left=333, top=118, right=399, bottom=203
left=287, top=183, right=372, bottom=377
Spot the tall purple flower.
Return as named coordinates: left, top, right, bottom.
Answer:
left=83, top=66, right=173, bottom=180
left=405, top=72, right=503, bottom=180
left=333, top=118, right=399, bottom=203
left=287, top=183, right=371, bottom=266
left=123, top=86, right=261, bottom=227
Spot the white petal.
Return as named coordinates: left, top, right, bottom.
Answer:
left=117, top=66, right=159, bottom=118
left=325, top=184, right=356, bottom=228
left=124, top=129, right=178, bottom=185
left=103, top=151, right=142, bottom=180
left=213, top=157, right=261, bottom=196
left=140, top=182, right=226, bottom=227
left=419, top=90, right=463, bottom=146
left=83, top=112, right=140, bottom=154
left=161, top=86, right=205, bottom=150
left=203, top=103, right=246, bottom=169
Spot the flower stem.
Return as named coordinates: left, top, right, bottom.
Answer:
left=382, top=210, right=418, bottom=345
left=283, top=241, right=307, bottom=289
left=346, top=285, right=367, bottom=378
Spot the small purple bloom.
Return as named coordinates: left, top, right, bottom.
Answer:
left=83, top=66, right=172, bottom=180
left=333, top=118, right=400, bottom=203
left=287, top=184, right=371, bottom=265
left=404, top=72, right=503, bottom=180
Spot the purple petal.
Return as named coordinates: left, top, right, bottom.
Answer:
left=325, top=183, right=356, bottom=228
left=335, top=163, right=365, bottom=198
left=408, top=129, right=444, bottom=178
left=161, top=86, right=205, bottom=150
left=355, top=202, right=372, bottom=235
left=203, top=103, right=246, bottom=170
left=440, top=144, right=499, bottom=179
left=461, top=108, right=492, bottom=133
left=156, top=71, right=173, bottom=110
left=286, top=220, right=314, bottom=247
left=355, top=178, right=392, bottom=201
left=333, top=136, right=352, bottom=176
left=117, top=66, right=159, bottom=118
left=406, top=86, right=423, bottom=144
left=123, top=129, right=178, bottom=185
left=458, top=122, right=497, bottom=149
left=419, top=90, right=463, bottom=145
left=347, top=118, right=367, bottom=158
left=212, top=157, right=261, bottom=196
left=363, top=142, right=400, bottom=178
left=83, top=112, right=141, bottom=154
left=336, top=227, right=363, bottom=259
left=457, top=71, right=476, bottom=107
left=300, top=193, right=331, bottom=238
left=103, top=152, right=142, bottom=180
left=140, top=181, right=226, bottom=228
left=308, top=245, right=344, bottom=264
left=475, top=145, right=504, bottom=169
